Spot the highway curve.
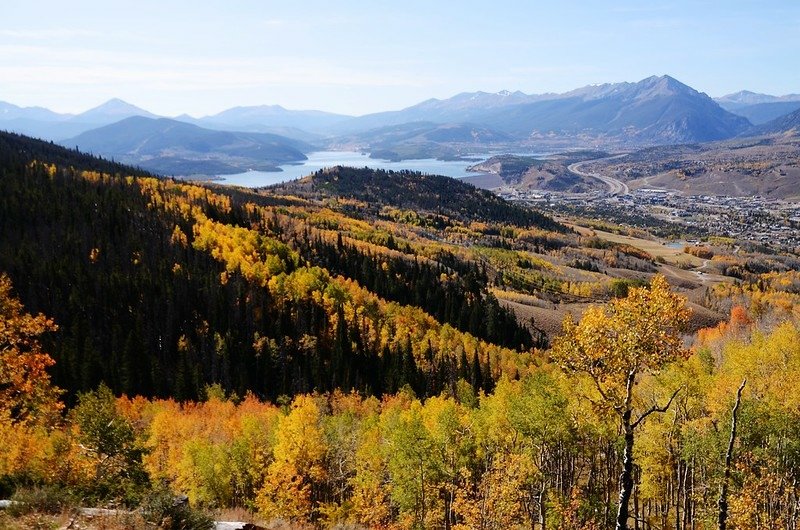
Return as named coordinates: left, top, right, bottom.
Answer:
left=568, top=156, right=629, bottom=195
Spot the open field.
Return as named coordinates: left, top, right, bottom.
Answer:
left=591, top=229, right=702, bottom=265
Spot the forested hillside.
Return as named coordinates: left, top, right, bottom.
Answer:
left=273, top=165, right=562, bottom=230
left=0, top=131, right=539, bottom=401
left=4, top=131, right=800, bottom=529
left=4, top=266, right=800, bottom=529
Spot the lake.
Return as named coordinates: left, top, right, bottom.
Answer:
left=213, top=151, right=487, bottom=187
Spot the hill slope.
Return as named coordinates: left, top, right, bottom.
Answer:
left=274, top=165, right=563, bottom=230
left=0, top=131, right=549, bottom=400
left=748, top=108, right=800, bottom=136
left=726, top=101, right=800, bottom=125
left=586, top=135, right=800, bottom=198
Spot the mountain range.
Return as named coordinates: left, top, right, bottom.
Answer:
left=714, top=90, right=800, bottom=125
left=178, top=105, right=350, bottom=137
left=335, top=76, right=751, bottom=145
left=3, top=75, right=800, bottom=175
left=0, top=98, right=159, bottom=140
left=67, top=116, right=311, bottom=175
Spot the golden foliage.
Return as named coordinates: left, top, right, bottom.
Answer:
left=0, top=274, right=62, bottom=426
left=551, top=275, right=690, bottom=411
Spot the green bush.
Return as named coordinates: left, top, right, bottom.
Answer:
left=70, top=384, right=150, bottom=505
left=7, top=486, right=79, bottom=516
left=140, top=487, right=214, bottom=530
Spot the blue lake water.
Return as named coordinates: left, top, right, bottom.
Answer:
left=214, top=151, right=487, bottom=188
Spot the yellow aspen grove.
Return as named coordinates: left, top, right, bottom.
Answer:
left=551, top=275, right=690, bottom=530
left=256, top=395, right=327, bottom=521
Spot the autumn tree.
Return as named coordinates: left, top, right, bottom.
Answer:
left=256, top=395, right=327, bottom=522
left=0, top=273, right=62, bottom=426
left=384, top=399, right=444, bottom=529
left=551, top=275, right=690, bottom=530
left=71, top=384, right=148, bottom=502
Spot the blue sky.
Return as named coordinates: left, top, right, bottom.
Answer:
left=2, top=0, right=798, bottom=116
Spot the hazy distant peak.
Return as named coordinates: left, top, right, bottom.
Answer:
left=717, top=90, right=777, bottom=105
left=0, top=101, right=20, bottom=113
left=562, top=81, right=630, bottom=100
left=206, top=104, right=350, bottom=123
left=642, top=74, right=687, bottom=87
left=224, top=104, right=289, bottom=113
left=103, top=97, right=130, bottom=106
left=90, top=98, right=147, bottom=112
left=641, top=74, right=679, bottom=84
left=716, top=90, right=800, bottom=106
left=0, top=100, right=73, bottom=122
left=74, top=98, right=157, bottom=123
left=408, top=90, right=540, bottom=113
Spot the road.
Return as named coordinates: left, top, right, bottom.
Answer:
left=693, top=258, right=711, bottom=284
left=568, top=156, right=630, bottom=196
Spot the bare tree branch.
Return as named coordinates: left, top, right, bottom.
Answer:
left=631, top=386, right=682, bottom=430
left=589, top=374, right=623, bottom=413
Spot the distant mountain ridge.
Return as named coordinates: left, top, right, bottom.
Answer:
left=715, top=90, right=800, bottom=109
left=483, top=75, right=750, bottom=143
left=193, top=104, right=351, bottom=134
left=331, top=76, right=751, bottom=145
left=727, top=101, right=800, bottom=125
left=66, top=116, right=310, bottom=175
left=715, top=91, right=800, bottom=125
left=0, top=98, right=347, bottom=142
left=329, top=90, right=554, bottom=133
left=0, top=101, right=68, bottom=121
left=747, top=107, right=800, bottom=136
left=332, top=121, right=513, bottom=161
left=0, top=98, right=159, bottom=140
left=3, top=75, right=799, bottom=169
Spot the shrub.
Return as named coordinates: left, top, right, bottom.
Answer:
left=140, top=486, right=214, bottom=530
left=7, top=486, right=78, bottom=516
left=683, top=245, right=714, bottom=259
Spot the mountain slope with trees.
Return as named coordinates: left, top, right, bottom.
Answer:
left=274, top=165, right=563, bottom=230
left=0, top=131, right=540, bottom=402
left=4, top=131, right=800, bottom=529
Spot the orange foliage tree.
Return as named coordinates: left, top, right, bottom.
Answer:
left=0, top=273, right=62, bottom=426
